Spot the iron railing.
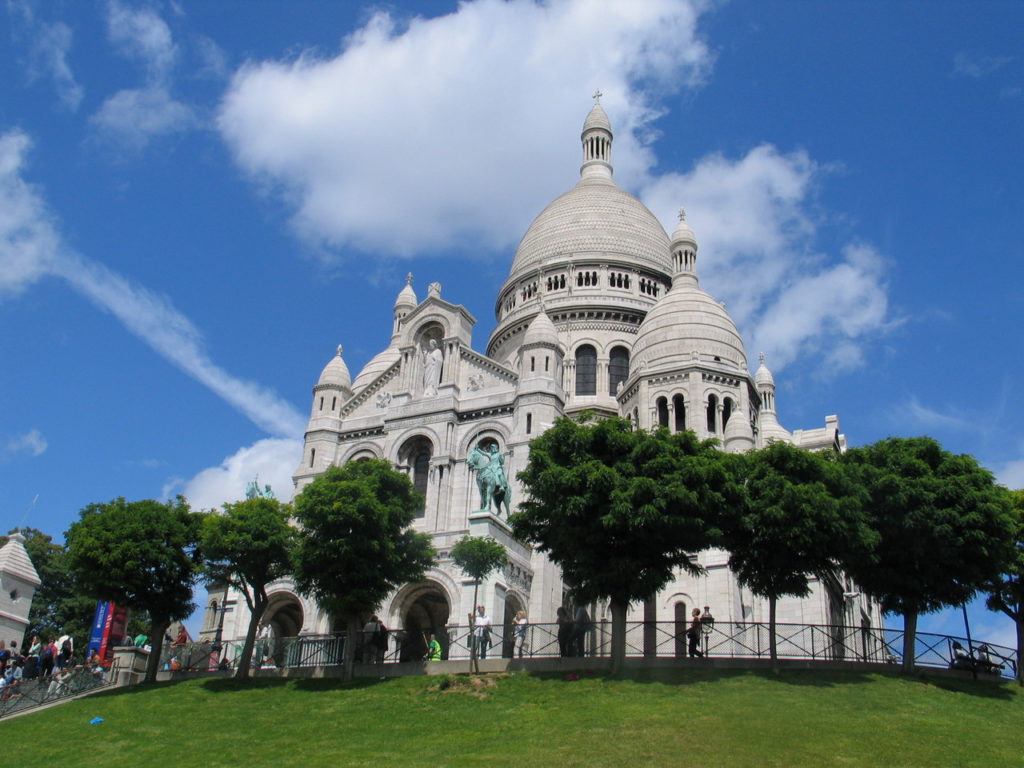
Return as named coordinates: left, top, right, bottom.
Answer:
left=163, top=621, right=1018, bottom=679
left=0, top=661, right=117, bottom=719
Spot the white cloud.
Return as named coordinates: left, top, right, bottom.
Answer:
left=953, top=51, right=1012, bottom=79
left=997, top=459, right=1024, bottom=490
left=0, top=130, right=61, bottom=298
left=4, top=429, right=48, bottom=457
left=105, top=0, right=178, bottom=79
left=90, top=86, right=196, bottom=151
left=218, top=0, right=711, bottom=256
left=6, top=1, right=84, bottom=110
left=643, top=147, right=889, bottom=373
left=901, top=396, right=972, bottom=432
left=0, top=126, right=304, bottom=438
left=91, top=1, right=195, bottom=150
left=58, top=251, right=304, bottom=437
left=174, top=438, right=301, bottom=511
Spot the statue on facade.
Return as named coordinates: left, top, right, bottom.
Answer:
left=467, top=441, right=511, bottom=517
left=423, top=339, right=443, bottom=397
left=245, top=477, right=276, bottom=500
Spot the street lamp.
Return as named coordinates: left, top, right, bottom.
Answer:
left=701, top=606, right=715, bottom=657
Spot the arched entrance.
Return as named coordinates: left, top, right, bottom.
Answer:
left=502, top=593, right=526, bottom=658
left=396, top=582, right=451, bottom=662
left=261, top=592, right=304, bottom=666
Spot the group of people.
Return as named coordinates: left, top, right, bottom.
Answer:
left=0, top=633, right=111, bottom=701
left=556, top=606, right=594, bottom=658
left=951, top=641, right=1004, bottom=674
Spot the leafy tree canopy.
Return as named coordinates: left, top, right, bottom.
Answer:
left=725, top=442, right=869, bottom=602
left=513, top=416, right=738, bottom=606
left=451, top=536, right=508, bottom=584
left=201, top=496, right=297, bottom=677
left=64, top=496, right=203, bottom=681
left=292, top=460, right=435, bottom=627
left=843, top=437, right=1015, bottom=673
left=843, top=437, right=1014, bottom=616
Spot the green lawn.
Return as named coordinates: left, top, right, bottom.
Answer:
left=2, top=668, right=1020, bottom=767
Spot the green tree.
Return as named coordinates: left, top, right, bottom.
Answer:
left=984, top=488, right=1024, bottom=686
left=450, top=536, right=508, bottom=672
left=723, top=442, right=870, bottom=661
left=201, top=497, right=296, bottom=678
left=292, top=461, right=435, bottom=680
left=2, top=528, right=94, bottom=650
left=843, top=437, right=1015, bottom=673
left=65, top=497, right=203, bottom=682
left=512, top=416, right=740, bottom=673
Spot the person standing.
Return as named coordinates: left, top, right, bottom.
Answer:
left=572, top=605, right=592, bottom=657
left=687, top=608, right=704, bottom=658
left=424, top=633, right=442, bottom=661
left=474, top=605, right=493, bottom=659
left=556, top=607, right=573, bottom=657
left=513, top=611, right=529, bottom=658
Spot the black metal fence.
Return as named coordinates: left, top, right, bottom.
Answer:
left=167, top=621, right=1017, bottom=680
left=0, top=662, right=117, bottom=719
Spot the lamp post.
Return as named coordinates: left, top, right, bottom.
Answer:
left=701, top=606, right=715, bottom=657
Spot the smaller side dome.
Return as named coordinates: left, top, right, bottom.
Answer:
left=671, top=208, right=697, bottom=247
left=754, top=352, right=775, bottom=388
left=395, top=272, right=417, bottom=310
left=522, top=309, right=560, bottom=348
left=582, top=101, right=611, bottom=133
left=318, top=345, right=352, bottom=389
left=352, top=346, right=400, bottom=392
left=724, top=409, right=754, bottom=452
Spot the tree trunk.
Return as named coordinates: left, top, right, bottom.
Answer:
left=469, top=581, right=480, bottom=674
left=145, top=619, right=170, bottom=683
left=1016, top=611, right=1023, bottom=688
left=610, top=597, right=628, bottom=675
left=902, top=609, right=917, bottom=674
left=234, top=591, right=266, bottom=679
left=768, top=596, right=778, bottom=662
left=343, top=615, right=359, bottom=682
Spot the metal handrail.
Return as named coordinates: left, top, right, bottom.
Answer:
left=163, top=621, right=1018, bottom=679
left=0, top=660, right=118, bottom=719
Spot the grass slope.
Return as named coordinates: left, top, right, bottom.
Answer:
left=2, top=668, right=1020, bottom=767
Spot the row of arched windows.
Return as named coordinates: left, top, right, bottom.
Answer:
left=576, top=271, right=599, bottom=287
left=653, top=393, right=735, bottom=434
left=574, top=345, right=630, bottom=396
left=546, top=274, right=567, bottom=291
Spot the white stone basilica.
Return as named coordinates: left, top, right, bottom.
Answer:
left=206, top=100, right=876, bottom=659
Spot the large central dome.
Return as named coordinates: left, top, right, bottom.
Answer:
left=488, top=100, right=674, bottom=364
left=506, top=175, right=673, bottom=283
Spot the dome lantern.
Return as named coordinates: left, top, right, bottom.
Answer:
left=580, top=89, right=613, bottom=182
left=670, top=208, right=699, bottom=283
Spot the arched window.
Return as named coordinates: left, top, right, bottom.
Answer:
left=707, top=394, right=718, bottom=434
left=723, top=398, right=734, bottom=429
left=673, top=394, right=686, bottom=433
left=400, top=437, right=433, bottom=518
left=657, top=397, right=669, bottom=428
left=608, top=346, right=629, bottom=395
left=575, top=345, right=597, bottom=396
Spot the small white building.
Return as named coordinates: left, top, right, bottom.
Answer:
left=204, top=99, right=875, bottom=660
left=0, top=533, right=41, bottom=648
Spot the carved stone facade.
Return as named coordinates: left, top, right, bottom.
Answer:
left=206, top=100, right=874, bottom=658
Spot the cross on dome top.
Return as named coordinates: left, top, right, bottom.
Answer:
left=337, top=344, right=343, bottom=357
left=592, top=88, right=603, bottom=104
left=678, top=208, right=687, bottom=222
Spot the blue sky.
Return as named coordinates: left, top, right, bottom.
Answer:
left=1, top=0, right=1021, bottom=644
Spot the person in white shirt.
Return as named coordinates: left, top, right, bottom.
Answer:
left=474, top=605, right=493, bottom=659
